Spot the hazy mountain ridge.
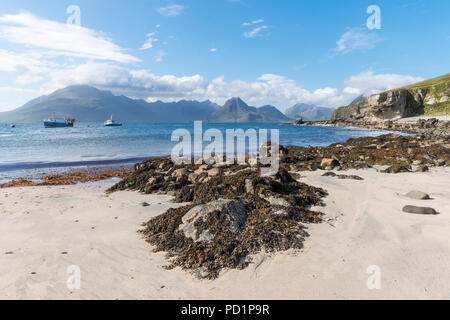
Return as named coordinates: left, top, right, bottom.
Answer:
left=285, top=103, right=334, bottom=121
left=0, top=85, right=220, bottom=123
left=0, top=86, right=290, bottom=123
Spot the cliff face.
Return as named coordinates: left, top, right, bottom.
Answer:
left=331, top=73, right=450, bottom=121
left=366, top=88, right=427, bottom=119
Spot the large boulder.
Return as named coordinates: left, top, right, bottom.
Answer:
left=178, top=199, right=247, bottom=243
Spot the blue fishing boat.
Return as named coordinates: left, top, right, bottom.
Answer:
left=44, top=114, right=75, bottom=128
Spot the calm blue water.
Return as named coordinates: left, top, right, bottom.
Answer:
left=0, top=122, right=396, bottom=179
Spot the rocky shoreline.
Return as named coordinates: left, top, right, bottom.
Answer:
left=290, top=117, right=450, bottom=136
left=106, top=127, right=449, bottom=278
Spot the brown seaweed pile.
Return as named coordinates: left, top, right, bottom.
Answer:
left=109, top=161, right=327, bottom=279
left=0, top=167, right=131, bottom=189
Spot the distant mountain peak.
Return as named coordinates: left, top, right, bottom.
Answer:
left=209, top=97, right=289, bottom=123
left=285, top=103, right=333, bottom=121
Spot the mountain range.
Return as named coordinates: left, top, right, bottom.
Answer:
left=0, top=85, right=329, bottom=123
left=285, top=103, right=334, bottom=121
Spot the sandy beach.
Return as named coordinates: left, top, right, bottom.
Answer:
left=1, top=167, right=449, bottom=300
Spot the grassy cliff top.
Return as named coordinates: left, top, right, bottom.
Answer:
left=395, top=73, right=450, bottom=91
left=331, top=73, right=450, bottom=119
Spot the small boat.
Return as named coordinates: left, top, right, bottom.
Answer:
left=10, top=124, right=15, bottom=128
left=44, top=114, right=75, bottom=128
left=104, top=115, right=122, bottom=127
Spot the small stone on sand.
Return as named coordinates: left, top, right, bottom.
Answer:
left=404, top=191, right=431, bottom=200
left=402, top=205, right=437, bottom=215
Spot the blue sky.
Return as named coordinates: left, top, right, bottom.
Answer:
left=0, top=0, right=449, bottom=112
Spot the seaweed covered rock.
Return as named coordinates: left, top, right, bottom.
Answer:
left=178, top=199, right=247, bottom=243
left=110, top=160, right=327, bottom=279
left=282, top=134, right=450, bottom=172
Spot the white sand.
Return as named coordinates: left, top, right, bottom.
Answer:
left=0, top=168, right=449, bottom=300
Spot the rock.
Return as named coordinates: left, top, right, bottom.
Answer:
left=178, top=199, right=247, bottom=243
left=194, top=267, right=209, bottom=279
left=188, top=172, right=199, bottom=183
left=207, top=168, right=220, bottom=177
left=322, top=172, right=364, bottom=180
left=437, top=159, right=446, bottom=166
left=320, top=158, right=339, bottom=168
left=140, top=202, right=150, bottom=207
left=404, top=191, right=430, bottom=200
left=372, top=165, right=391, bottom=173
left=173, top=168, right=188, bottom=178
left=402, top=205, right=437, bottom=215
left=245, top=179, right=255, bottom=194
left=292, top=118, right=303, bottom=125
left=415, top=165, right=429, bottom=172
left=266, top=196, right=290, bottom=207
left=353, top=161, right=369, bottom=169
left=382, top=165, right=411, bottom=174
left=195, top=164, right=208, bottom=174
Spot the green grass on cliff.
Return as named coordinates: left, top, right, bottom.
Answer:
left=423, top=101, right=450, bottom=116
left=396, top=73, right=450, bottom=91
left=331, top=73, right=450, bottom=120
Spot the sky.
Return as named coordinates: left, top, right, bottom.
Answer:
left=0, top=0, right=449, bottom=112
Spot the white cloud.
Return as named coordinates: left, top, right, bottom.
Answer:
left=140, top=32, right=158, bottom=50
left=156, top=4, right=186, bottom=17
left=210, top=48, right=217, bottom=52
left=155, top=50, right=166, bottom=62
left=293, top=64, right=307, bottom=71
left=243, top=25, right=268, bottom=38
left=334, top=27, right=383, bottom=54
left=242, top=19, right=264, bottom=27
left=0, top=13, right=139, bottom=63
left=34, top=62, right=423, bottom=111
left=342, top=71, right=423, bottom=96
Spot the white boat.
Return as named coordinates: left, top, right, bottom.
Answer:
left=104, top=115, right=122, bottom=127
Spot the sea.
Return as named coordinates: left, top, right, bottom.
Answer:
left=0, top=122, right=399, bottom=183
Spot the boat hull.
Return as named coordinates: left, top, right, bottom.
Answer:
left=104, top=123, right=122, bottom=127
left=44, top=121, right=74, bottom=128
